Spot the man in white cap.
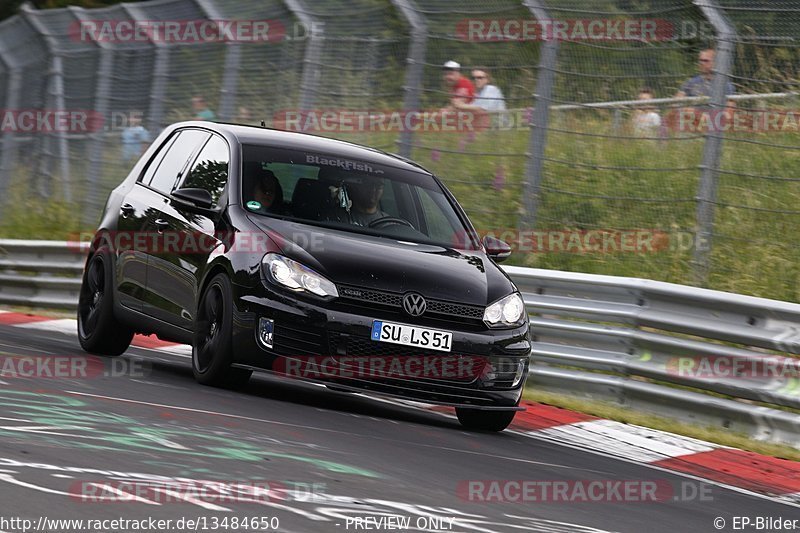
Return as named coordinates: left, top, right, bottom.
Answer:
left=442, top=60, right=475, bottom=110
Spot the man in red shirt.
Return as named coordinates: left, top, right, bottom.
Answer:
left=442, top=60, right=475, bottom=109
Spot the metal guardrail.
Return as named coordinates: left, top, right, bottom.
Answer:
left=508, top=266, right=800, bottom=446
left=0, top=239, right=87, bottom=309
left=0, top=241, right=797, bottom=445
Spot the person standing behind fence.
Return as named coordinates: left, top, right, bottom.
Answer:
left=121, top=112, right=150, bottom=163
left=470, top=68, right=507, bottom=114
left=632, top=87, right=661, bottom=136
left=431, top=61, right=475, bottom=166
left=673, top=48, right=735, bottom=131
left=676, top=48, right=735, bottom=101
left=450, top=67, right=509, bottom=190
left=192, top=96, right=217, bottom=121
left=441, top=60, right=475, bottom=110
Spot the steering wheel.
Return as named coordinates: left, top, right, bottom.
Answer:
left=368, top=216, right=414, bottom=229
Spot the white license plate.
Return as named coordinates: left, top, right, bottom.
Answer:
left=371, top=321, right=452, bottom=352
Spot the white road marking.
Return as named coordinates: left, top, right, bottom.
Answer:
left=14, top=318, right=78, bottom=336
left=534, top=419, right=718, bottom=463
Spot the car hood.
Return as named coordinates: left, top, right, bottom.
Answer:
left=248, top=216, right=515, bottom=306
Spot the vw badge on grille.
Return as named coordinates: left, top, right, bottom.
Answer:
left=403, top=293, right=427, bottom=316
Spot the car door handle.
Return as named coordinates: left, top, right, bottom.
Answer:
left=154, top=219, right=169, bottom=233
left=120, top=203, right=135, bottom=217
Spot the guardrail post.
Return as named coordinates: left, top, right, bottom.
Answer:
left=122, top=3, right=169, bottom=135
left=520, top=0, right=559, bottom=229
left=194, top=0, right=240, bottom=122
left=0, top=35, right=23, bottom=218
left=390, top=0, right=427, bottom=159
left=691, top=0, right=737, bottom=286
left=68, top=7, right=113, bottom=228
left=22, top=6, right=72, bottom=203
left=282, top=0, right=324, bottom=126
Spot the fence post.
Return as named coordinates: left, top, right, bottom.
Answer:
left=122, top=3, right=169, bottom=135
left=194, top=0, right=240, bottom=122
left=0, top=32, right=23, bottom=216
left=21, top=6, right=72, bottom=203
left=692, top=0, right=737, bottom=286
left=68, top=7, right=114, bottom=227
left=390, top=0, right=427, bottom=159
left=520, top=0, right=559, bottom=230
left=282, top=0, right=324, bottom=126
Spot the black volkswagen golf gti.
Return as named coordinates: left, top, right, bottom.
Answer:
left=78, top=121, right=531, bottom=431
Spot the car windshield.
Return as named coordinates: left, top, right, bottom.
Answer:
left=241, top=144, right=479, bottom=249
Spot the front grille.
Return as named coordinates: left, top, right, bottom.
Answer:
left=427, top=300, right=484, bottom=319
left=339, top=286, right=402, bottom=306
left=273, top=322, right=324, bottom=357
left=337, top=285, right=485, bottom=323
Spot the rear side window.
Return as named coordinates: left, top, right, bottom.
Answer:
left=147, top=130, right=211, bottom=194
left=180, top=135, right=230, bottom=206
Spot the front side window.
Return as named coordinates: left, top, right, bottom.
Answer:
left=241, top=145, right=478, bottom=249
left=148, top=130, right=211, bottom=194
left=180, top=135, right=230, bottom=206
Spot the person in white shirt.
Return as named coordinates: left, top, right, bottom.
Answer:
left=452, top=68, right=509, bottom=189
left=632, top=87, right=662, bottom=136
left=471, top=68, right=507, bottom=114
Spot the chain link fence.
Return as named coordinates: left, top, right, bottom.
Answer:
left=0, top=0, right=799, bottom=302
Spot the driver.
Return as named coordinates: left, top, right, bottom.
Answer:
left=347, top=177, right=390, bottom=227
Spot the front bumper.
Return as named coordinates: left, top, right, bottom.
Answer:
left=230, top=283, right=531, bottom=409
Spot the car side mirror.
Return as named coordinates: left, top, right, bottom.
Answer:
left=482, top=235, right=512, bottom=263
left=173, top=187, right=213, bottom=209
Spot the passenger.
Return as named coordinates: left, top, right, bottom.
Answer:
left=249, top=170, right=285, bottom=215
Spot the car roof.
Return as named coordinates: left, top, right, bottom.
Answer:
left=175, top=121, right=432, bottom=176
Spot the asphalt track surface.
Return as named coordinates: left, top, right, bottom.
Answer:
left=0, top=323, right=796, bottom=533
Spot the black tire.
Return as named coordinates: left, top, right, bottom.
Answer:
left=456, top=407, right=516, bottom=432
left=192, top=273, right=252, bottom=389
left=77, top=246, right=134, bottom=356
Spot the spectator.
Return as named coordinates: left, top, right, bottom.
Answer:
left=450, top=67, right=510, bottom=190
left=441, top=60, right=475, bottom=110
left=632, top=87, right=661, bottom=136
left=192, top=96, right=217, bottom=121
left=470, top=67, right=507, bottom=114
left=674, top=48, right=736, bottom=129
left=120, top=112, right=149, bottom=163
left=236, top=106, right=253, bottom=124
left=454, top=67, right=509, bottom=131
left=676, top=48, right=735, bottom=100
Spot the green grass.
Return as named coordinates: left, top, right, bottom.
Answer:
left=524, top=388, right=800, bottom=461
